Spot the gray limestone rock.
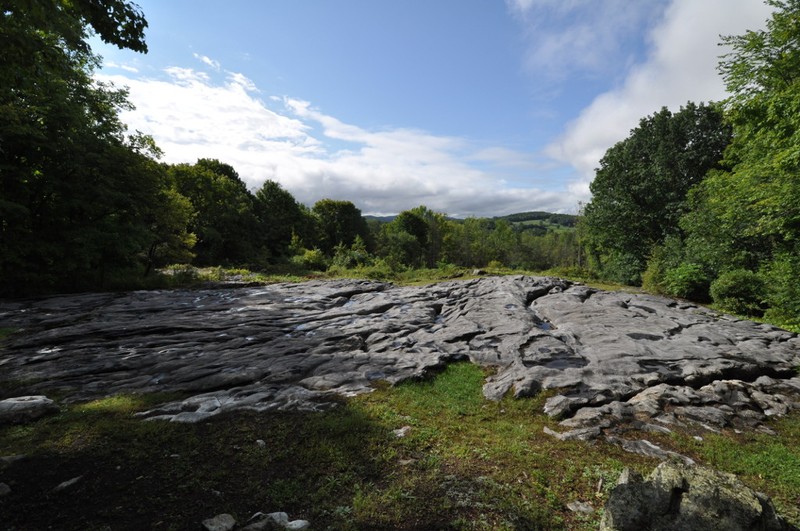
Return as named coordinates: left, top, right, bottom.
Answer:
left=202, top=513, right=236, bottom=531
left=53, top=475, right=83, bottom=493
left=1, top=276, right=798, bottom=444
left=0, top=396, right=58, bottom=425
left=600, top=462, right=795, bottom=531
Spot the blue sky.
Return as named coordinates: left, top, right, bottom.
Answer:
left=94, top=0, right=771, bottom=217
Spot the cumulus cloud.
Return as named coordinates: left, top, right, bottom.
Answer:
left=543, top=0, right=773, bottom=198
left=97, top=67, right=571, bottom=217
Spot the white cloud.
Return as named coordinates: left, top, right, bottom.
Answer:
left=508, top=0, right=666, bottom=81
left=104, top=61, right=139, bottom=73
left=96, top=67, right=573, bottom=217
left=545, top=0, right=774, bottom=199
left=193, top=53, right=221, bottom=70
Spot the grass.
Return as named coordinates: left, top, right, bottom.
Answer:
left=4, top=363, right=796, bottom=530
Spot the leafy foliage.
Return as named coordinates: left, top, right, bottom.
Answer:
left=312, top=199, right=372, bottom=256
left=709, top=269, right=766, bottom=316
left=582, top=103, right=731, bottom=284
left=0, top=0, right=168, bottom=294
left=675, top=1, right=800, bottom=326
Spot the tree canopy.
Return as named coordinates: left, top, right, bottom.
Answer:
left=581, top=102, right=731, bottom=284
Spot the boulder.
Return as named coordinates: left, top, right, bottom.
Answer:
left=600, top=462, right=795, bottom=531
left=0, top=396, right=58, bottom=424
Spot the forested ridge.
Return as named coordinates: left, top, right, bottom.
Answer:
left=1, top=0, right=799, bottom=331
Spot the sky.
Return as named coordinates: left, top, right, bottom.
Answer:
left=93, top=0, right=773, bottom=217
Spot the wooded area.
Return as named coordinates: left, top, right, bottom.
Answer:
left=1, top=0, right=798, bottom=331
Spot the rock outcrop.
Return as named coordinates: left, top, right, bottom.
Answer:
left=1, top=277, right=798, bottom=440
left=601, top=462, right=796, bottom=531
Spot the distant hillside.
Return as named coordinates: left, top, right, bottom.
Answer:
left=497, top=211, right=577, bottom=226
left=365, top=211, right=577, bottom=236
left=494, top=211, right=578, bottom=235
left=364, top=215, right=397, bottom=223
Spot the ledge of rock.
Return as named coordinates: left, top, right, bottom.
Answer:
left=1, top=277, right=798, bottom=442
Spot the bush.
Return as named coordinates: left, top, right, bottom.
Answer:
left=641, top=236, right=684, bottom=294
left=291, top=248, right=328, bottom=271
left=331, top=236, right=373, bottom=269
left=602, top=252, right=644, bottom=286
left=710, top=269, right=766, bottom=316
left=763, top=252, right=800, bottom=331
left=663, top=263, right=710, bottom=301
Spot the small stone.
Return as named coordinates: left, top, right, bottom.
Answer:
left=543, top=425, right=601, bottom=441
left=286, top=520, right=311, bottom=530
left=0, top=454, right=25, bottom=466
left=53, top=475, right=83, bottom=492
left=256, top=439, right=266, bottom=448
left=393, top=425, right=412, bottom=438
left=202, top=513, right=236, bottom=531
left=0, top=482, right=11, bottom=496
left=267, top=512, right=290, bottom=526
left=567, top=501, right=594, bottom=514
left=606, top=437, right=694, bottom=465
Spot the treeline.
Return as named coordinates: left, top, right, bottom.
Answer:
left=580, top=1, right=800, bottom=330
left=0, top=0, right=580, bottom=296
left=5, top=0, right=799, bottom=332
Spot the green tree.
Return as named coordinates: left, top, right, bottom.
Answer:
left=144, top=187, right=196, bottom=275
left=681, top=0, right=800, bottom=323
left=582, top=102, right=731, bottom=284
left=311, top=199, right=371, bottom=256
left=167, top=160, right=258, bottom=266
left=0, top=0, right=176, bottom=294
left=253, top=180, right=309, bottom=261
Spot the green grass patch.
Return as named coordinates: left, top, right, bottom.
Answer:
left=2, top=364, right=798, bottom=529
left=687, top=417, right=800, bottom=524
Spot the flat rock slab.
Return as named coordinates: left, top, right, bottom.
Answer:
left=1, top=277, right=798, bottom=435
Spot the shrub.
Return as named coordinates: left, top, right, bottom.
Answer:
left=602, top=252, right=644, bottom=286
left=763, top=252, right=800, bottom=331
left=642, top=236, right=684, bottom=294
left=663, top=263, right=710, bottom=301
left=331, top=236, right=374, bottom=269
left=291, top=248, right=328, bottom=271
left=710, top=269, right=766, bottom=316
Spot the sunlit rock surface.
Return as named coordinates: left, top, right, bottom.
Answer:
left=1, top=277, right=798, bottom=434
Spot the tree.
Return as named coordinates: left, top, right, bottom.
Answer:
left=144, top=187, right=196, bottom=276
left=168, top=160, right=258, bottom=266
left=680, top=0, right=800, bottom=325
left=0, top=0, right=171, bottom=294
left=582, top=102, right=731, bottom=284
left=311, top=199, right=371, bottom=256
left=253, top=180, right=308, bottom=261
